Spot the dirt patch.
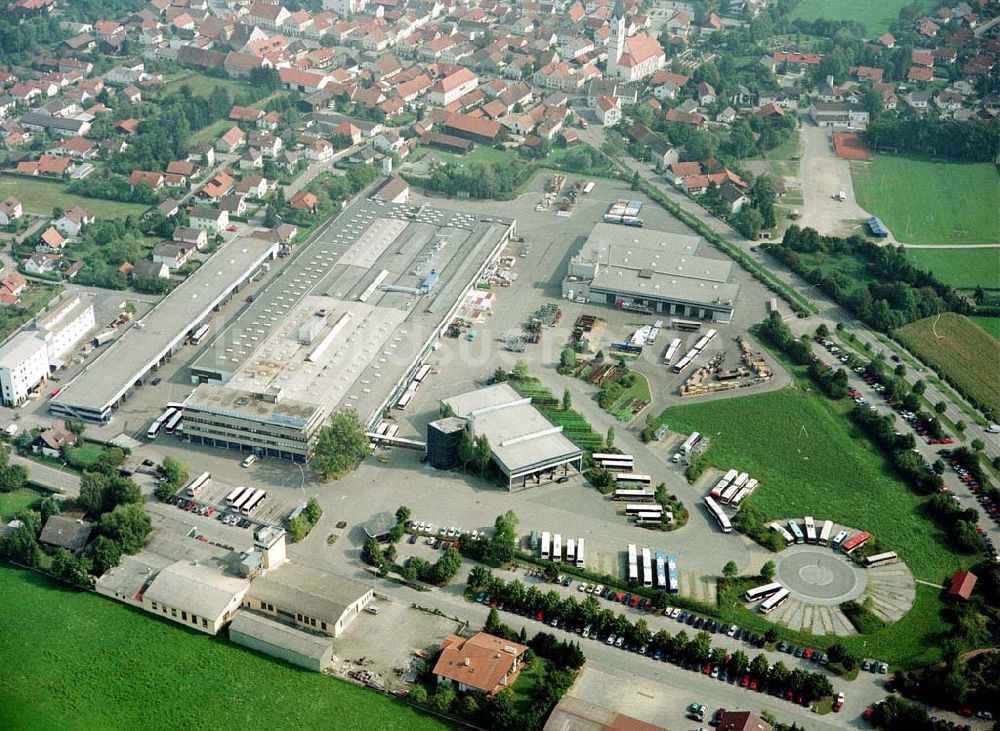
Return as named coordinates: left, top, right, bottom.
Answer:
left=833, top=132, right=871, bottom=161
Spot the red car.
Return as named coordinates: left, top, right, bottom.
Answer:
left=942, top=437, right=954, bottom=444
left=803, top=648, right=813, bottom=660
left=226, top=225, right=238, bottom=232
left=741, top=675, right=750, bottom=688
left=629, top=595, right=640, bottom=608
left=536, top=611, right=544, bottom=621
left=864, top=707, right=874, bottom=720
left=957, top=708, right=973, bottom=717
left=702, top=663, right=712, bottom=675
left=750, top=678, right=759, bottom=691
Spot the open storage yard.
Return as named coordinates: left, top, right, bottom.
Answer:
left=851, top=156, right=1000, bottom=245
left=660, top=387, right=976, bottom=667
left=896, top=313, right=1000, bottom=418
left=0, top=567, right=454, bottom=731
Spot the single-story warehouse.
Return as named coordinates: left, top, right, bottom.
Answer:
left=141, top=560, right=249, bottom=635
left=440, top=383, right=583, bottom=491
left=562, top=223, right=739, bottom=323
left=244, top=562, right=373, bottom=638
left=229, top=610, right=334, bottom=672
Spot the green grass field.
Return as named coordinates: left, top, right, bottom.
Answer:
left=905, top=248, right=1000, bottom=291
left=660, top=387, right=975, bottom=667
left=0, top=566, right=453, bottom=731
left=851, top=156, right=1000, bottom=245
left=162, top=70, right=249, bottom=99
left=0, top=176, right=149, bottom=219
left=969, top=316, right=1000, bottom=341
left=896, top=313, right=1000, bottom=417
left=0, top=488, right=44, bottom=520
left=791, top=0, right=926, bottom=34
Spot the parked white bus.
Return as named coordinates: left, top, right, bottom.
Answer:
left=576, top=538, right=585, bottom=569
left=147, top=416, right=166, bottom=440
left=240, top=489, right=266, bottom=515
left=830, top=530, right=850, bottom=550
left=627, top=543, right=638, bottom=583
left=788, top=520, right=805, bottom=543
left=184, top=471, right=211, bottom=497
left=601, top=460, right=635, bottom=473
left=679, top=432, right=701, bottom=456
left=704, top=496, right=732, bottom=533
left=540, top=531, right=551, bottom=559
left=864, top=551, right=898, bottom=568
left=641, top=547, right=653, bottom=588
left=745, top=582, right=783, bottom=602
left=719, top=481, right=742, bottom=504
left=617, top=473, right=652, bottom=486
left=636, top=512, right=664, bottom=525
left=226, top=486, right=250, bottom=506
left=760, top=588, right=790, bottom=614
left=819, top=520, right=834, bottom=546
left=164, top=410, right=183, bottom=435
left=414, top=364, right=432, bottom=383
left=663, top=338, right=682, bottom=364
left=552, top=534, right=562, bottom=562
left=231, top=488, right=256, bottom=512
left=565, top=539, right=576, bottom=564
left=770, top=522, right=794, bottom=545
left=625, top=504, right=662, bottom=516
left=395, top=390, right=413, bottom=410
left=804, top=516, right=817, bottom=544
left=613, top=489, right=655, bottom=502
left=730, top=481, right=757, bottom=508
left=592, top=453, right=634, bottom=464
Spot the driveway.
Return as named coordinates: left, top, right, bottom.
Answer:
left=797, top=125, right=892, bottom=241
left=11, top=452, right=80, bottom=497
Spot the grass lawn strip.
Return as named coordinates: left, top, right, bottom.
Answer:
left=660, top=386, right=975, bottom=668
left=0, top=487, right=45, bottom=521
left=791, top=0, right=934, bottom=36
left=851, top=156, right=1000, bottom=245
left=0, top=566, right=453, bottom=731
left=0, top=176, right=149, bottom=219
left=904, top=248, right=1000, bottom=291
left=896, top=313, right=1000, bottom=419
left=968, top=317, right=1000, bottom=342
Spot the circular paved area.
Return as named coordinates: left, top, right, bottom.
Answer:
left=775, top=547, right=866, bottom=604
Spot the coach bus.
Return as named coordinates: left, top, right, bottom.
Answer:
left=703, top=496, right=732, bottom=534
left=226, top=486, right=250, bottom=506
left=540, top=531, right=551, bottom=560
left=804, top=516, right=817, bottom=544
left=576, top=538, right=585, bottom=569
left=395, top=390, right=413, bottom=410
left=613, top=488, right=655, bottom=502
left=184, top=471, right=211, bottom=497
left=787, top=520, right=805, bottom=543
left=240, top=489, right=266, bottom=515
left=636, top=512, right=664, bottom=525
left=830, top=530, right=850, bottom=550
left=414, top=364, right=432, bottom=384
left=719, top=481, right=742, bottom=504
left=770, top=523, right=794, bottom=546
left=600, top=460, right=635, bottom=473
left=190, top=323, right=210, bottom=345
left=552, top=534, right=562, bottom=562
left=819, top=520, right=834, bottom=546
left=593, top=453, right=634, bottom=465
left=663, top=338, right=681, bottom=364
left=667, top=555, right=679, bottom=593
left=627, top=543, right=639, bottom=583
left=672, top=318, right=701, bottom=332
left=864, top=551, right=898, bottom=568
left=164, top=410, right=183, bottom=435
left=760, top=588, right=791, bottom=615
left=641, top=547, right=653, bottom=588
left=654, top=551, right=667, bottom=590
left=841, top=531, right=871, bottom=555
left=625, top=503, right=662, bottom=516
left=730, top=481, right=756, bottom=508
left=565, top=539, right=576, bottom=565
left=147, top=416, right=166, bottom=440
left=745, top=582, right=784, bottom=602
left=617, top=473, right=652, bottom=487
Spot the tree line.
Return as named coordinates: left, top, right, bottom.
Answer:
left=766, top=226, right=968, bottom=333
left=865, top=117, right=1000, bottom=163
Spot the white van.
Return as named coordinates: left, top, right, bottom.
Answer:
left=4, top=424, right=18, bottom=437
left=241, top=454, right=258, bottom=467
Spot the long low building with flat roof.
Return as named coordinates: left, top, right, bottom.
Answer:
left=441, top=383, right=583, bottom=491
left=183, top=199, right=514, bottom=461
left=49, top=236, right=277, bottom=422
left=562, top=223, right=739, bottom=323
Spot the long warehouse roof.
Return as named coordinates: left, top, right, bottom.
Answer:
left=51, top=236, right=277, bottom=415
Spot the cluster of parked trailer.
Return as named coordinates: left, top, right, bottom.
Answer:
left=769, top=518, right=895, bottom=568
left=603, top=199, right=644, bottom=227
left=708, top=468, right=760, bottom=509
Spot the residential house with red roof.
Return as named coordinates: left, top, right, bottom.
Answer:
left=432, top=633, right=527, bottom=697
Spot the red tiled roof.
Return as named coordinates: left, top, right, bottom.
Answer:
left=948, top=570, right=977, bottom=600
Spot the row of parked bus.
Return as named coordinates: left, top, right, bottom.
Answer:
left=394, top=364, right=433, bottom=411
left=539, top=530, right=585, bottom=569
left=147, top=402, right=186, bottom=440
left=708, top=468, right=760, bottom=508
left=672, top=328, right=717, bottom=374
left=768, top=519, right=894, bottom=567
left=627, top=544, right=680, bottom=592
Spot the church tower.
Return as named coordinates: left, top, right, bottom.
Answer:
left=608, top=0, right=625, bottom=79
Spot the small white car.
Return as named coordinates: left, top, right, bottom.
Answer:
left=241, top=454, right=257, bottom=467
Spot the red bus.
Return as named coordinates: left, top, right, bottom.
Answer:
left=841, top=531, right=871, bottom=554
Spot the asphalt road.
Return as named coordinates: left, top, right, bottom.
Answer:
left=11, top=452, right=80, bottom=497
